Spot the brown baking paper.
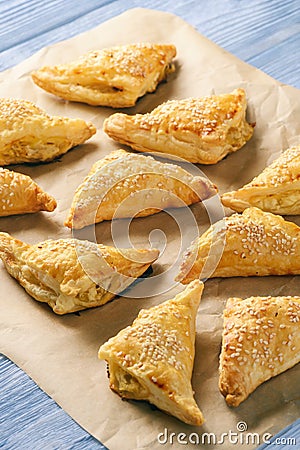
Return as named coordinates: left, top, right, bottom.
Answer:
left=0, top=8, right=300, bottom=450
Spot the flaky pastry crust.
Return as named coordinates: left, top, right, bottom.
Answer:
left=104, top=88, right=254, bottom=164
left=0, top=232, right=159, bottom=314
left=219, top=295, right=300, bottom=406
left=98, top=279, right=204, bottom=426
left=0, top=98, right=96, bottom=165
left=176, top=207, right=300, bottom=283
left=31, top=43, right=176, bottom=107
left=0, top=168, right=56, bottom=216
left=64, top=149, right=217, bottom=229
left=222, top=145, right=300, bottom=214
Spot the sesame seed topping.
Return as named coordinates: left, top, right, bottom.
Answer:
left=0, top=98, right=50, bottom=131
left=222, top=296, right=300, bottom=371
left=110, top=299, right=194, bottom=373
left=77, top=43, right=176, bottom=80
left=74, top=150, right=213, bottom=215
left=209, top=209, right=300, bottom=273
left=134, top=90, right=245, bottom=136
left=0, top=166, right=55, bottom=214
left=251, top=145, right=300, bottom=188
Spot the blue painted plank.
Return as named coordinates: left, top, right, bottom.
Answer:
left=0, top=0, right=299, bottom=87
left=257, top=419, right=300, bottom=449
left=0, top=354, right=107, bottom=449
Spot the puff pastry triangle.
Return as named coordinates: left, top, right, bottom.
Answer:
left=98, top=279, right=204, bottom=426
left=104, top=88, right=254, bottom=164
left=0, top=168, right=56, bottom=216
left=0, top=232, right=159, bottom=314
left=176, top=207, right=300, bottom=283
left=219, top=295, right=300, bottom=406
left=222, top=145, right=300, bottom=214
left=31, top=43, right=176, bottom=107
left=64, top=149, right=217, bottom=229
left=0, top=98, right=96, bottom=165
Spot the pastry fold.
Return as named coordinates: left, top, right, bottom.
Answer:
left=31, top=43, right=176, bottom=107
left=0, top=98, right=96, bottom=165
left=98, top=279, right=204, bottom=426
left=219, top=295, right=300, bottom=406
left=64, top=149, right=217, bottom=229
left=0, top=168, right=56, bottom=216
left=176, top=207, right=300, bottom=283
left=0, top=232, right=159, bottom=314
left=222, top=145, right=300, bottom=214
left=103, top=88, right=254, bottom=164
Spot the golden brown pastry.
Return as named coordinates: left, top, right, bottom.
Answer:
left=0, top=98, right=96, bottom=165
left=222, top=144, right=300, bottom=214
left=176, top=207, right=300, bottom=283
left=31, top=43, right=176, bottom=107
left=103, top=88, right=254, bottom=164
left=98, top=279, right=204, bottom=426
left=0, top=168, right=56, bottom=216
left=219, top=295, right=300, bottom=406
left=64, top=149, right=217, bottom=229
left=0, top=232, right=159, bottom=314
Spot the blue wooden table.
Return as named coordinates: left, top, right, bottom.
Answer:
left=0, top=1, right=299, bottom=449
